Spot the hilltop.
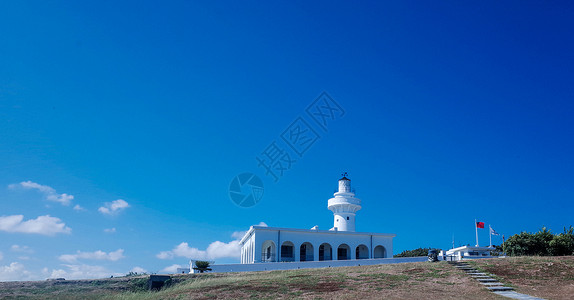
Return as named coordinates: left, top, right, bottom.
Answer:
left=1, top=256, right=572, bottom=299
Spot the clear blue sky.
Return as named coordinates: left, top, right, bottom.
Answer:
left=1, top=1, right=573, bottom=280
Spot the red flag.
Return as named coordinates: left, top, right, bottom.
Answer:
left=476, top=221, right=485, bottom=229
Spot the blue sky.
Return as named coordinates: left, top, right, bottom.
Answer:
left=1, top=1, right=573, bottom=280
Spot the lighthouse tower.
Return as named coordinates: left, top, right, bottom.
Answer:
left=328, top=173, right=362, bottom=232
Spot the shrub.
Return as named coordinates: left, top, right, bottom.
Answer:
left=128, top=277, right=149, bottom=292
left=549, top=226, right=574, bottom=256
left=503, top=226, right=574, bottom=256
left=394, top=247, right=430, bottom=257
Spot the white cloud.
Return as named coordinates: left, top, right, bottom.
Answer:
left=231, top=231, right=246, bottom=239
left=103, top=228, right=116, bottom=233
left=11, top=245, right=33, bottom=253
left=59, top=249, right=125, bottom=263
left=0, top=262, right=34, bottom=281
left=230, top=222, right=267, bottom=240
left=9, top=181, right=74, bottom=206
left=73, top=204, right=85, bottom=211
left=156, top=242, right=205, bottom=260
left=0, top=262, right=123, bottom=281
left=49, top=264, right=123, bottom=280
left=160, top=264, right=182, bottom=274
left=207, top=240, right=240, bottom=259
left=0, top=215, right=71, bottom=235
left=98, top=199, right=129, bottom=215
left=157, top=230, right=243, bottom=261
left=130, top=266, right=147, bottom=274
left=156, top=251, right=173, bottom=260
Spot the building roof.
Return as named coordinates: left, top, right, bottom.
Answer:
left=445, top=245, right=495, bottom=254
left=239, top=225, right=395, bottom=244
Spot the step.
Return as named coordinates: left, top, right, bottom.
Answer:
left=480, top=282, right=504, bottom=286
left=471, top=275, right=492, bottom=279
left=487, top=286, right=514, bottom=292
left=477, top=278, right=498, bottom=282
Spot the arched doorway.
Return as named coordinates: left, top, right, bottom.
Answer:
left=300, top=242, right=314, bottom=261
left=374, top=245, right=386, bottom=258
left=261, top=240, right=276, bottom=262
left=280, top=241, right=295, bottom=262
left=356, top=244, right=369, bottom=259
left=319, top=243, right=332, bottom=261
left=337, top=244, right=351, bottom=260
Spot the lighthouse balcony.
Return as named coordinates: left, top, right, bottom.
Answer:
left=328, top=197, right=361, bottom=207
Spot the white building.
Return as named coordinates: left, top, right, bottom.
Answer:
left=441, top=245, right=495, bottom=261
left=240, top=175, right=395, bottom=264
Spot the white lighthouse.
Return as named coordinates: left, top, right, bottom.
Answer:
left=235, top=173, right=395, bottom=268
left=328, top=173, right=362, bottom=232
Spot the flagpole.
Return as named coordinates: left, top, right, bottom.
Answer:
left=489, top=225, right=492, bottom=247
left=475, top=219, right=479, bottom=247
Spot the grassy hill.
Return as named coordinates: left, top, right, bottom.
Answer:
left=1, top=256, right=572, bottom=299
left=469, top=256, right=574, bottom=300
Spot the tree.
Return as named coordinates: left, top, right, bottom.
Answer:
left=193, top=261, right=212, bottom=273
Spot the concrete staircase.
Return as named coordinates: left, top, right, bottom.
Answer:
left=447, top=261, right=546, bottom=299
left=448, top=261, right=513, bottom=292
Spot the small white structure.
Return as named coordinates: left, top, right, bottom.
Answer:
left=189, top=260, right=215, bottom=274
left=240, top=175, right=395, bottom=264
left=441, top=245, right=495, bottom=261
left=176, top=267, right=190, bottom=274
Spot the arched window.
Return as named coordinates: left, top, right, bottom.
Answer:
left=319, top=243, right=332, bottom=261
left=356, top=244, right=369, bottom=259
left=280, top=241, right=295, bottom=262
left=374, top=245, right=386, bottom=258
left=300, top=242, right=314, bottom=261
left=261, top=240, right=276, bottom=262
left=337, top=244, right=351, bottom=260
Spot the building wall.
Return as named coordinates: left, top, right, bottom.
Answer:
left=241, top=232, right=256, bottom=264
left=241, top=227, right=394, bottom=264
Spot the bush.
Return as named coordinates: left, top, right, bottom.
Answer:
left=394, top=247, right=430, bottom=257
left=549, top=226, right=574, bottom=256
left=503, top=226, right=574, bottom=256
left=128, top=277, right=149, bottom=292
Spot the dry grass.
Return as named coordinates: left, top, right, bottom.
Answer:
left=469, top=256, right=574, bottom=300
left=0, top=260, right=508, bottom=299
left=111, top=262, right=504, bottom=300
